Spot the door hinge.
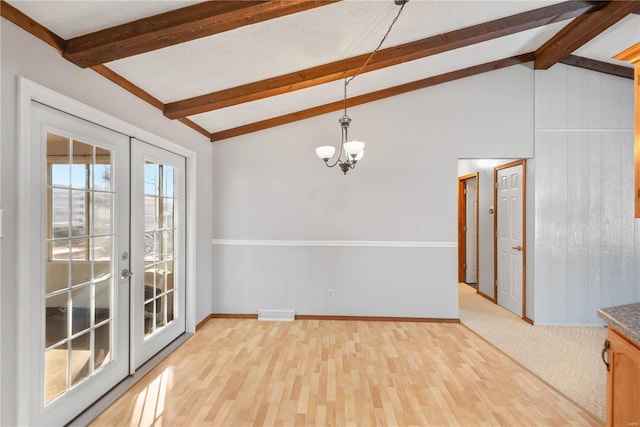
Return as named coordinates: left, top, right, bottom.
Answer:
left=463, top=264, right=467, bottom=270
left=463, top=225, right=467, bottom=232
left=495, top=182, right=499, bottom=189
left=463, top=188, right=467, bottom=195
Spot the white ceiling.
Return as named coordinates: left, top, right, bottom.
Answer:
left=8, top=1, right=204, bottom=39
left=6, top=0, right=639, bottom=140
left=574, top=14, right=640, bottom=66
left=105, top=0, right=565, bottom=100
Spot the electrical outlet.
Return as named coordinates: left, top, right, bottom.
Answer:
left=327, top=289, right=335, bottom=300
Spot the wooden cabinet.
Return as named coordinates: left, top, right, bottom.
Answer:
left=606, top=328, right=640, bottom=427
left=614, top=42, right=640, bottom=218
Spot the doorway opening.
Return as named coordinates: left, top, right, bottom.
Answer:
left=457, top=173, right=479, bottom=290
left=457, top=158, right=530, bottom=323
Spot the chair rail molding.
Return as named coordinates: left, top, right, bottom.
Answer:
left=211, top=239, right=457, bottom=248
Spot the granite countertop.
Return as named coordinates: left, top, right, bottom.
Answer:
left=598, top=302, right=640, bottom=347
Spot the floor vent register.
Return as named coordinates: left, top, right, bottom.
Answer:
left=257, top=310, right=295, bottom=321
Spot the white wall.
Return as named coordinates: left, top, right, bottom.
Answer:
left=1, top=19, right=213, bottom=426
left=533, top=64, right=637, bottom=325
left=211, top=64, right=534, bottom=318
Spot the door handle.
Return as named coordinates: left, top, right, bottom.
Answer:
left=511, top=245, right=522, bottom=251
left=121, top=269, right=134, bottom=280
left=601, top=339, right=610, bottom=372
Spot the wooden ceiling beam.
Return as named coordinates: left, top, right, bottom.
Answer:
left=209, top=53, right=535, bottom=142
left=91, top=64, right=165, bottom=110
left=165, top=1, right=603, bottom=119
left=559, top=55, right=634, bottom=79
left=64, top=0, right=339, bottom=68
left=90, top=65, right=211, bottom=139
left=534, top=0, right=640, bottom=70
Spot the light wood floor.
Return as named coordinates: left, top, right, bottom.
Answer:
left=91, top=319, right=602, bottom=426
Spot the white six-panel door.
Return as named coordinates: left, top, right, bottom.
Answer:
left=496, top=163, right=524, bottom=317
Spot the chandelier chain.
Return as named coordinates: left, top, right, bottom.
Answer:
left=343, top=2, right=407, bottom=115
left=318, top=1, right=407, bottom=174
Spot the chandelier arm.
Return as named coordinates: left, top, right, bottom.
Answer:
left=325, top=113, right=350, bottom=168
left=326, top=156, right=343, bottom=168
left=325, top=140, right=345, bottom=168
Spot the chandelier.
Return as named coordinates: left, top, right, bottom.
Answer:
left=315, top=0, right=408, bottom=175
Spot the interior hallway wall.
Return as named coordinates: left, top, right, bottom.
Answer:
left=211, top=64, right=535, bottom=319
left=533, top=64, right=636, bottom=326
left=1, top=20, right=214, bottom=426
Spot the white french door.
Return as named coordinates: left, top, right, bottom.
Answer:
left=24, top=103, right=187, bottom=425
left=131, top=139, right=186, bottom=368
left=27, top=102, right=131, bottom=426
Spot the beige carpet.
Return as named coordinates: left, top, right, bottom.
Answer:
left=458, top=283, right=607, bottom=423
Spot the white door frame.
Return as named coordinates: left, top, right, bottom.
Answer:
left=465, top=177, right=478, bottom=284
left=493, top=159, right=529, bottom=322
left=16, top=77, right=197, bottom=424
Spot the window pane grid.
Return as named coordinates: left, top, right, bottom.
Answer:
left=143, top=161, right=176, bottom=337
left=45, top=134, right=114, bottom=405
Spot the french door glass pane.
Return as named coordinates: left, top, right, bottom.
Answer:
left=94, top=279, right=110, bottom=324
left=92, top=192, right=112, bottom=236
left=70, top=332, right=91, bottom=386
left=93, top=165, right=111, bottom=191
left=144, top=197, right=157, bottom=231
left=92, top=236, right=112, bottom=260
left=44, top=132, right=114, bottom=405
left=143, top=161, right=177, bottom=338
left=162, top=198, right=174, bottom=228
left=94, top=323, right=111, bottom=370
left=48, top=134, right=70, bottom=187
left=45, top=293, right=68, bottom=346
left=70, top=238, right=88, bottom=260
left=71, top=260, right=90, bottom=287
left=51, top=188, right=70, bottom=239
left=71, top=286, right=91, bottom=335
left=45, top=343, right=68, bottom=403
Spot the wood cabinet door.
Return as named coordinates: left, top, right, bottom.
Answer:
left=607, top=329, right=640, bottom=427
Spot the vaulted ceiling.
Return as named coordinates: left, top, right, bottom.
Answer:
left=2, top=0, right=639, bottom=143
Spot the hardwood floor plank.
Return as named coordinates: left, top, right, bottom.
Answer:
left=91, top=319, right=602, bottom=426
